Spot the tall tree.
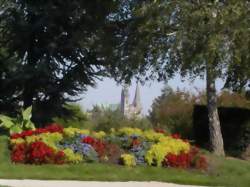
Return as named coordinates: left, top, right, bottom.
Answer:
left=112, top=0, right=250, bottom=155
left=0, top=0, right=126, bottom=123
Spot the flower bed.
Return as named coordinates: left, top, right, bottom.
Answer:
left=9, top=125, right=207, bottom=170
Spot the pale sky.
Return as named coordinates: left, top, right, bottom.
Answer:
left=78, top=75, right=224, bottom=115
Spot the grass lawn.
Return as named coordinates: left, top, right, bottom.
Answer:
left=0, top=135, right=249, bottom=187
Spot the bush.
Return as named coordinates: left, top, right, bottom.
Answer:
left=53, top=104, right=92, bottom=129
left=150, top=86, right=250, bottom=140
left=149, top=86, right=205, bottom=139
left=193, top=105, right=250, bottom=157
left=89, top=105, right=152, bottom=131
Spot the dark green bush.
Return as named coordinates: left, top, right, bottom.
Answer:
left=193, top=105, right=250, bottom=157
left=53, top=104, right=92, bottom=129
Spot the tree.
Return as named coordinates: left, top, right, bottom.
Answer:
left=112, top=0, right=250, bottom=155
left=0, top=0, right=126, bottom=123
left=150, top=85, right=205, bottom=138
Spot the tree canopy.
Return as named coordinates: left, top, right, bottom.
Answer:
left=113, top=0, right=250, bottom=88
left=111, top=0, right=250, bottom=155
left=0, top=0, right=128, bottom=123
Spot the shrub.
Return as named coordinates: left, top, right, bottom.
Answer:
left=193, top=105, right=250, bottom=157
left=163, top=147, right=207, bottom=170
left=149, top=86, right=203, bottom=139
left=89, top=105, right=152, bottom=131
left=53, top=104, right=91, bottom=129
left=145, top=136, right=190, bottom=167
left=150, top=86, right=250, bottom=140
left=0, top=106, right=35, bottom=134
left=11, top=141, right=65, bottom=164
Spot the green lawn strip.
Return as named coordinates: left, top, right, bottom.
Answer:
left=0, top=135, right=250, bottom=187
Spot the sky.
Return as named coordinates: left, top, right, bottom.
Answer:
left=78, top=76, right=224, bottom=115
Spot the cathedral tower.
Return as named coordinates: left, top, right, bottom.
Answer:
left=120, top=83, right=142, bottom=118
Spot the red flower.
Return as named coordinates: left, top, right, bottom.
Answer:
left=82, top=136, right=106, bottom=158
left=11, top=133, right=23, bottom=139
left=27, top=141, right=54, bottom=164
left=10, top=124, right=64, bottom=139
left=11, top=143, right=27, bottom=163
left=82, top=136, right=96, bottom=144
left=171, top=133, right=181, bottom=139
left=131, top=139, right=140, bottom=147
left=45, top=123, right=64, bottom=133
left=154, top=128, right=166, bottom=134
left=92, top=140, right=106, bottom=157
left=163, top=147, right=208, bottom=170
left=54, top=151, right=65, bottom=164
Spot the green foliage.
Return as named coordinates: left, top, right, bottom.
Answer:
left=217, top=91, right=250, bottom=109
left=193, top=105, right=250, bottom=157
left=150, top=85, right=250, bottom=139
left=90, top=105, right=152, bottom=131
left=122, top=0, right=250, bottom=90
left=0, top=106, right=35, bottom=134
left=0, top=0, right=129, bottom=124
left=53, top=104, right=90, bottom=129
left=150, top=86, right=205, bottom=138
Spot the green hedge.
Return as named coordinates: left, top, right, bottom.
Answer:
left=193, top=105, right=250, bottom=156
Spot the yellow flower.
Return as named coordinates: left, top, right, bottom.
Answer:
left=63, top=127, right=90, bottom=137
left=143, top=130, right=165, bottom=142
left=63, top=148, right=83, bottom=164
left=121, top=154, right=136, bottom=167
left=117, top=127, right=143, bottom=137
left=10, top=138, right=25, bottom=145
left=92, top=131, right=106, bottom=139
left=145, top=136, right=190, bottom=167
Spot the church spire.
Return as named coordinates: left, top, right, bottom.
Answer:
left=121, top=84, right=129, bottom=115
left=133, top=83, right=141, bottom=109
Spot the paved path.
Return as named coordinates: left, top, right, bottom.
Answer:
left=0, top=180, right=206, bottom=187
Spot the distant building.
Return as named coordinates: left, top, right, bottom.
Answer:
left=120, top=83, right=142, bottom=119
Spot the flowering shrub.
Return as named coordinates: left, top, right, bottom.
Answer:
left=63, top=148, right=83, bottom=163
left=10, top=124, right=63, bottom=139
left=163, top=147, right=208, bottom=170
left=145, top=136, right=190, bottom=167
left=63, top=127, right=90, bottom=137
left=11, top=143, right=26, bottom=163
left=143, top=130, right=165, bottom=142
left=92, top=131, right=106, bottom=139
left=82, top=136, right=105, bottom=158
left=120, top=154, right=136, bottom=167
left=9, top=125, right=207, bottom=170
left=117, top=127, right=143, bottom=137
left=11, top=141, right=64, bottom=164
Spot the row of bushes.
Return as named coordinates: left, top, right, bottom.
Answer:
left=53, top=104, right=153, bottom=131
left=149, top=86, right=250, bottom=140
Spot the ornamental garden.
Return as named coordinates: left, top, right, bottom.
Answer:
left=10, top=124, right=207, bottom=169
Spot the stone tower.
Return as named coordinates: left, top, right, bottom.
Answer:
left=120, top=84, right=130, bottom=115
left=120, top=83, right=142, bottom=118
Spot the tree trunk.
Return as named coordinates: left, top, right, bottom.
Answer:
left=206, top=64, right=225, bottom=156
